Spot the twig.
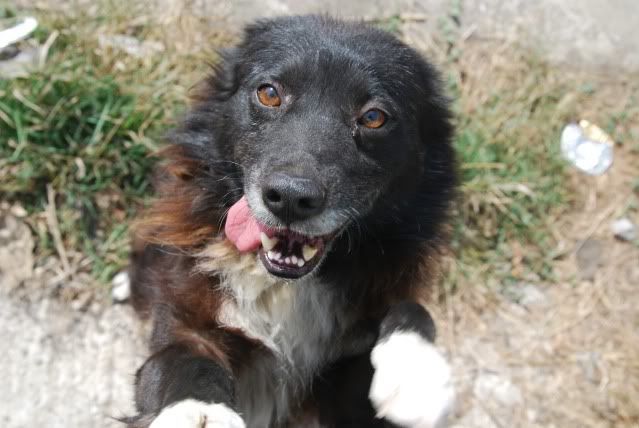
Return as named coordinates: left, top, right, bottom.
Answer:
left=45, top=184, right=72, bottom=276
left=361, top=13, right=429, bottom=23
left=39, top=30, right=59, bottom=68
left=573, top=193, right=629, bottom=254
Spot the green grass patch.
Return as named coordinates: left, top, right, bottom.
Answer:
left=0, top=2, right=225, bottom=281
left=448, top=57, right=571, bottom=286
left=0, top=66, right=158, bottom=281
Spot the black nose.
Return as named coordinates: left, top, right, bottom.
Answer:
left=262, top=173, right=326, bottom=222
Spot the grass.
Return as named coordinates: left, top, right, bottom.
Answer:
left=1, top=1, right=636, bottom=288
left=0, top=1, right=227, bottom=282
left=0, top=65, right=157, bottom=281
left=447, top=51, right=571, bottom=287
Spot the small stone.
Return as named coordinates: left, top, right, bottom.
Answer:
left=71, top=291, right=93, bottom=312
left=576, top=351, right=600, bottom=383
left=474, top=372, right=523, bottom=406
left=10, top=204, right=28, bottom=218
left=0, top=214, right=34, bottom=291
left=610, top=217, right=637, bottom=241
left=111, top=271, right=131, bottom=302
left=518, top=283, right=547, bottom=307
left=576, top=238, right=603, bottom=280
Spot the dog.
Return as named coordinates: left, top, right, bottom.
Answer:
left=125, top=15, right=456, bottom=428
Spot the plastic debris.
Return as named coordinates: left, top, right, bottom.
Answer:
left=0, top=46, right=39, bottom=78
left=561, top=120, right=614, bottom=175
left=111, top=271, right=131, bottom=302
left=0, top=17, right=38, bottom=49
left=611, top=217, right=637, bottom=242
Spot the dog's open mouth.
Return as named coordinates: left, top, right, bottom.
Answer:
left=258, top=230, right=328, bottom=279
left=224, top=196, right=331, bottom=279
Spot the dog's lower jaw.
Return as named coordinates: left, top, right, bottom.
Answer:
left=149, top=400, right=245, bottom=428
left=369, top=331, right=455, bottom=428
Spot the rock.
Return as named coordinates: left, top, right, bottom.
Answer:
left=576, top=351, right=600, bottom=383
left=474, top=372, right=523, bottom=407
left=610, top=217, right=637, bottom=241
left=0, top=214, right=34, bottom=291
left=576, top=238, right=603, bottom=280
left=0, top=295, right=147, bottom=427
left=9, top=204, right=28, bottom=218
left=506, top=283, right=548, bottom=307
left=519, top=284, right=547, bottom=306
left=71, top=290, right=94, bottom=312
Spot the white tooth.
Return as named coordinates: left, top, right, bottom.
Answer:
left=285, top=257, right=291, bottom=264
left=297, top=259, right=305, bottom=267
left=260, top=232, right=278, bottom=251
left=291, top=255, right=298, bottom=264
left=302, top=244, right=318, bottom=261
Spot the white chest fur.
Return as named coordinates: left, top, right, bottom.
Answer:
left=197, top=239, right=339, bottom=361
left=196, top=239, right=345, bottom=427
left=198, top=239, right=348, bottom=428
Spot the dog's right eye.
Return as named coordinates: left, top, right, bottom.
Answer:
left=257, top=84, right=281, bottom=107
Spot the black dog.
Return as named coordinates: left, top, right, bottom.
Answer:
left=126, top=15, right=456, bottom=428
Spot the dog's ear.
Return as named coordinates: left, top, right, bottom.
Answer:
left=410, top=58, right=457, bottom=221
left=414, top=60, right=454, bottom=151
left=190, top=48, right=242, bottom=104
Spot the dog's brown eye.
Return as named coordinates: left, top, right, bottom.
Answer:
left=257, top=84, right=281, bottom=107
left=360, top=109, right=385, bottom=129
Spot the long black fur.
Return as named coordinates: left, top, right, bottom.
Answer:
left=127, top=15, right=456, bottom=428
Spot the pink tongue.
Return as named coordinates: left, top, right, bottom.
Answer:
left=225, top=196, right=264, bottom=252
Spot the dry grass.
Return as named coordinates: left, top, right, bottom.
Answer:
left=426, top=41, right=639, bottom=427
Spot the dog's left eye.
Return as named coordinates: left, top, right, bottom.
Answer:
left=360, top=109, right=386, bottom=129
left=257, top=84, right=282, bottom=107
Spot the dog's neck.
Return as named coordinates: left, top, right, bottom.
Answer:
left=195, top=238, right=345, bottom=360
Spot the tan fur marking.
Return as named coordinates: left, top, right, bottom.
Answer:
left=133, top=145, right=218, bottom=248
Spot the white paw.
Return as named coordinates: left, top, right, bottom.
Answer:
left=150, top=400, right=246, bottom=428
left=369, top=332, right=454, bottom=428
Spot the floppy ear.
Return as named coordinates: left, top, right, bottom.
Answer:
left=414, top=61, right=455, bottom=152
left=135, top=48, right=248, bottom=248
left=409, top=59, right=458, bottom=234
left=189, top=48, right=242, bottom=104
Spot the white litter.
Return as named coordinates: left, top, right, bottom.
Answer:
left=0, top=17, right=38, bottom=49
left=611, top=217, right=637, bottom=242
left=111, top=271, right=131, bottom=302
left=560, top=120, right=614, bottom=175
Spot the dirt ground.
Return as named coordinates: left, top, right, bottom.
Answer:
left=0, top=212, right=147, bottom=427
left=1, top=1, right=638, bottom=427
left=2, top=161, right=637, bottom=428
left=438, top=143, right=639, bottom=427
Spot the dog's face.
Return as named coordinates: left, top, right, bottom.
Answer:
left=205, top=17, right=452, bottom=279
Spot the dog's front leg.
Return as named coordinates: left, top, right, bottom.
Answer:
left=128, top=344, right=245, bottom=428
left=369, top=302, right=454, bottom=428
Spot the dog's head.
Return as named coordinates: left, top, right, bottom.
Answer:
left=180, top=16, right=455, bottom=279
